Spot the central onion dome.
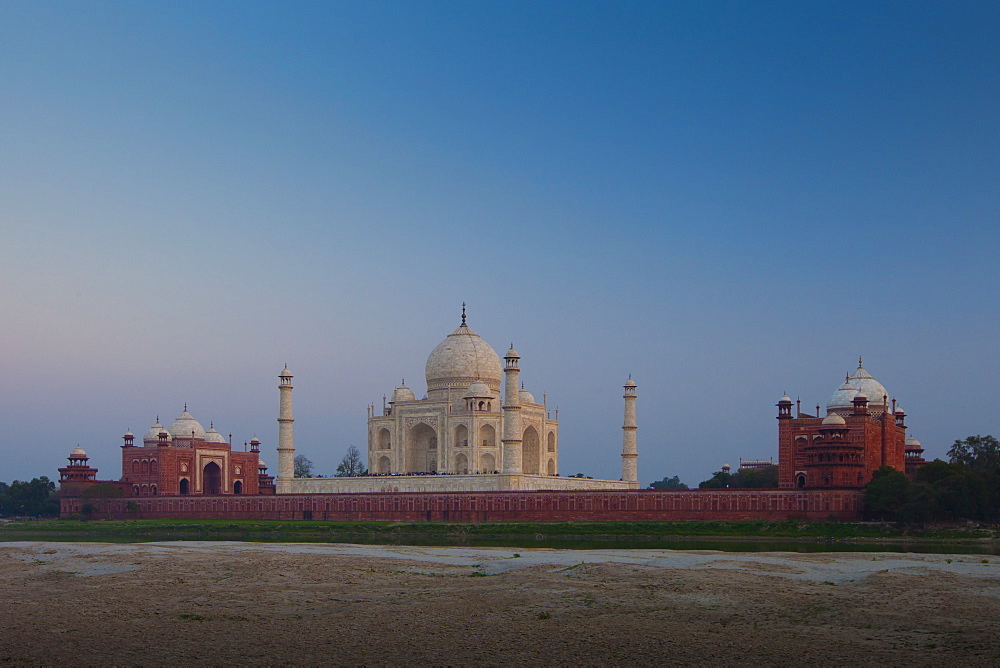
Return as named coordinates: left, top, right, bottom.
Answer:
left=827, top=359, right=890, bottom=413
left=167, top=407, right=206, bottom=440
left=425, top=314, right=502, bottom=393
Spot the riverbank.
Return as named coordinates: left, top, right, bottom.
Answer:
left=2, top=541, right=998, bottom=664
left=4, top=518, right=999, bottom=554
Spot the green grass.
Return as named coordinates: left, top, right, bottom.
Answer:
left=2, top=518, right=997, bottom=543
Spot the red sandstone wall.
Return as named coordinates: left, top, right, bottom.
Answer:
left=61, top=489, right=864, bottom=521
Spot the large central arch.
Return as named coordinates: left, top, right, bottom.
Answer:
left=406, top=423, right=438, bottom=473
left=203, top=461, right=222, bottom=495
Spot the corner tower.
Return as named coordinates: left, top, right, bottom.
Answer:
left=276, top=365, right=295, bottom=481
left=501, top=345, right=522, bottom=474
left=621, top=377, right=638, bottom=482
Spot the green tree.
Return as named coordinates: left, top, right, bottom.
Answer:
left=1, top=477, right=58, bottom=517
left=81, top=481, right=127, bottom=519
left=948, top=435, right=1000, bottom=474
left=698, top=466, right=778, bottom=489
left=648, top=475, right=688, bottom=490
left=699, top=470, right=732, bottom=489
left=864, top=466, right=910, bottom=519
left=335, top=445, right=368, bottom=477
left=294, top=455, right=314, bottom=478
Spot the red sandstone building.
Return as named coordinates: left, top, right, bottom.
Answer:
left=59, top=407, right=276, bottom=504
left=118, top=408, right=273, bottom=496
left=777, top=359, right=925, bottom=489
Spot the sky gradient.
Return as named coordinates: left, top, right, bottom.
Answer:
left=2, top=1, right=998, bottom=486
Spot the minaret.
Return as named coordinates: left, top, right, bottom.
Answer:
left=621, top=376, right=638, bottom=482
left=276, top=365, right=295, bottom=481
left=501, top=345, right=522, bottom=474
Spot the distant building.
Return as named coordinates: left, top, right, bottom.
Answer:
left=738, top=458, right=774, bottom=471
left=777, top=359, right=925, bottom=489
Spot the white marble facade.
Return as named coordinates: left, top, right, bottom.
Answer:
left=275, top=308, right=639, bottom=494
left=367, top=312, right=559, bottom=477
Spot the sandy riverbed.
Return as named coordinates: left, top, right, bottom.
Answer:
left=1, top=541, right=998, bottom=665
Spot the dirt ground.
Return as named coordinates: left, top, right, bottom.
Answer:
left=1, top=541, right=998, bottom=666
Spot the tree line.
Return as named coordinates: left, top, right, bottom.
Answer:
left=866, top=435, right=1000, bottom=523
left=0, top=477, right=59, bottom=517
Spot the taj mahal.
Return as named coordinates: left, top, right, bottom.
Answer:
left=276, top=306, right=640, bottom=493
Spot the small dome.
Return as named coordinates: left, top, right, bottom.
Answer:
left=894, top=404, right=905, bottom=414
left=722, top=462, right=731, bottom=471
left=822, top=413, right=847, bottom=427
left=779, top=394, right=792, bottom=403
left=250, top=436, right=260, bottom=444
left=143, top=422, right=166, bottom=442
left=464, top=381, right=492, bottom=399
left=519, top=388, right=536, bottom=404
left=624, top=377, right=637, bottom=388
left=258, top=459, right=268, bottom=469
left=854, top=391, right=868, bottom=402
left=392, top=385, right=416, bottom=403
left=69, top=446, right=87, bottom=458
left=505, top=345, right=520, bottom=358
left=905, top=436, right=922, bottom=447
left=167, top=409, right=206, bottom=440
left=123, top=430, right=134, bottom=438
left=279, top=366, right=293, bottom=378
left=204, top=425, right=227, bottom=444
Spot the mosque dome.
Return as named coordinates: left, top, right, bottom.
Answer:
left=625, top=378, right=637, bottom=389
left=778, top=393, right=792, bottom=403
left=167, top=408, right=206, bottom=440
left=204, top=424, right=227, bottom=444
left=392, top=385, right=416, bottom=403
left=250, top=436, right=260, bottom=445
left=519, top=388, right=536, bottom=404
left=69, top=446, right=87, bottom=458
left=905, top=436, right=922, bottom=447
left=258, top=460, right=268, bottom=469
left=827, top=360, right=890, bottom=411
left=464, top=381, right=493, bottom=399
left=279, top=366, right=293, bottom=378
left=144, top=421, right=168, bottom=443
left=425, top=320, right=502, bottom=393
left=822, top=413, right=847, bottom=427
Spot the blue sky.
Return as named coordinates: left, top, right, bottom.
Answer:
left=1, top=1, right=998, bottom=486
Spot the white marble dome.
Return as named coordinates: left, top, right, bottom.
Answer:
left=69, top=446, right=87, bottom=458
left=464, top=380, right=493, bottom=399
left=425, top=322, right=502, bottom=392
left=822, top=413, right=847, bottom=427
left=519, top=388, right=536, bottom=404
left=167, top=409, right=206, bottom=440
left=827, top=362, right=890, bottom=412
left=392, top=385, right=416, bottom=403
left=204, top=424, right=227, bottom=444
left=143, top=421, right=168, bottom=443
left=905, top=436, right=922, bottom=447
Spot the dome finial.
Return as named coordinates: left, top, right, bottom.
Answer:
left=183, top=402, right=187, bottom=412
left=461, top=302, right=467, bottom=326
left=858, top=355, right=864, bottom=368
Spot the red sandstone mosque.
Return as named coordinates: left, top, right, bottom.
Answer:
left=777, top=358, right=925, bottom=490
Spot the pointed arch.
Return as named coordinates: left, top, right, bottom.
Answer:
left=522, top=426, right=540, bottom=474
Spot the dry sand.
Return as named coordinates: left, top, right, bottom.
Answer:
left=1, top=541, right=998, bottom=665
